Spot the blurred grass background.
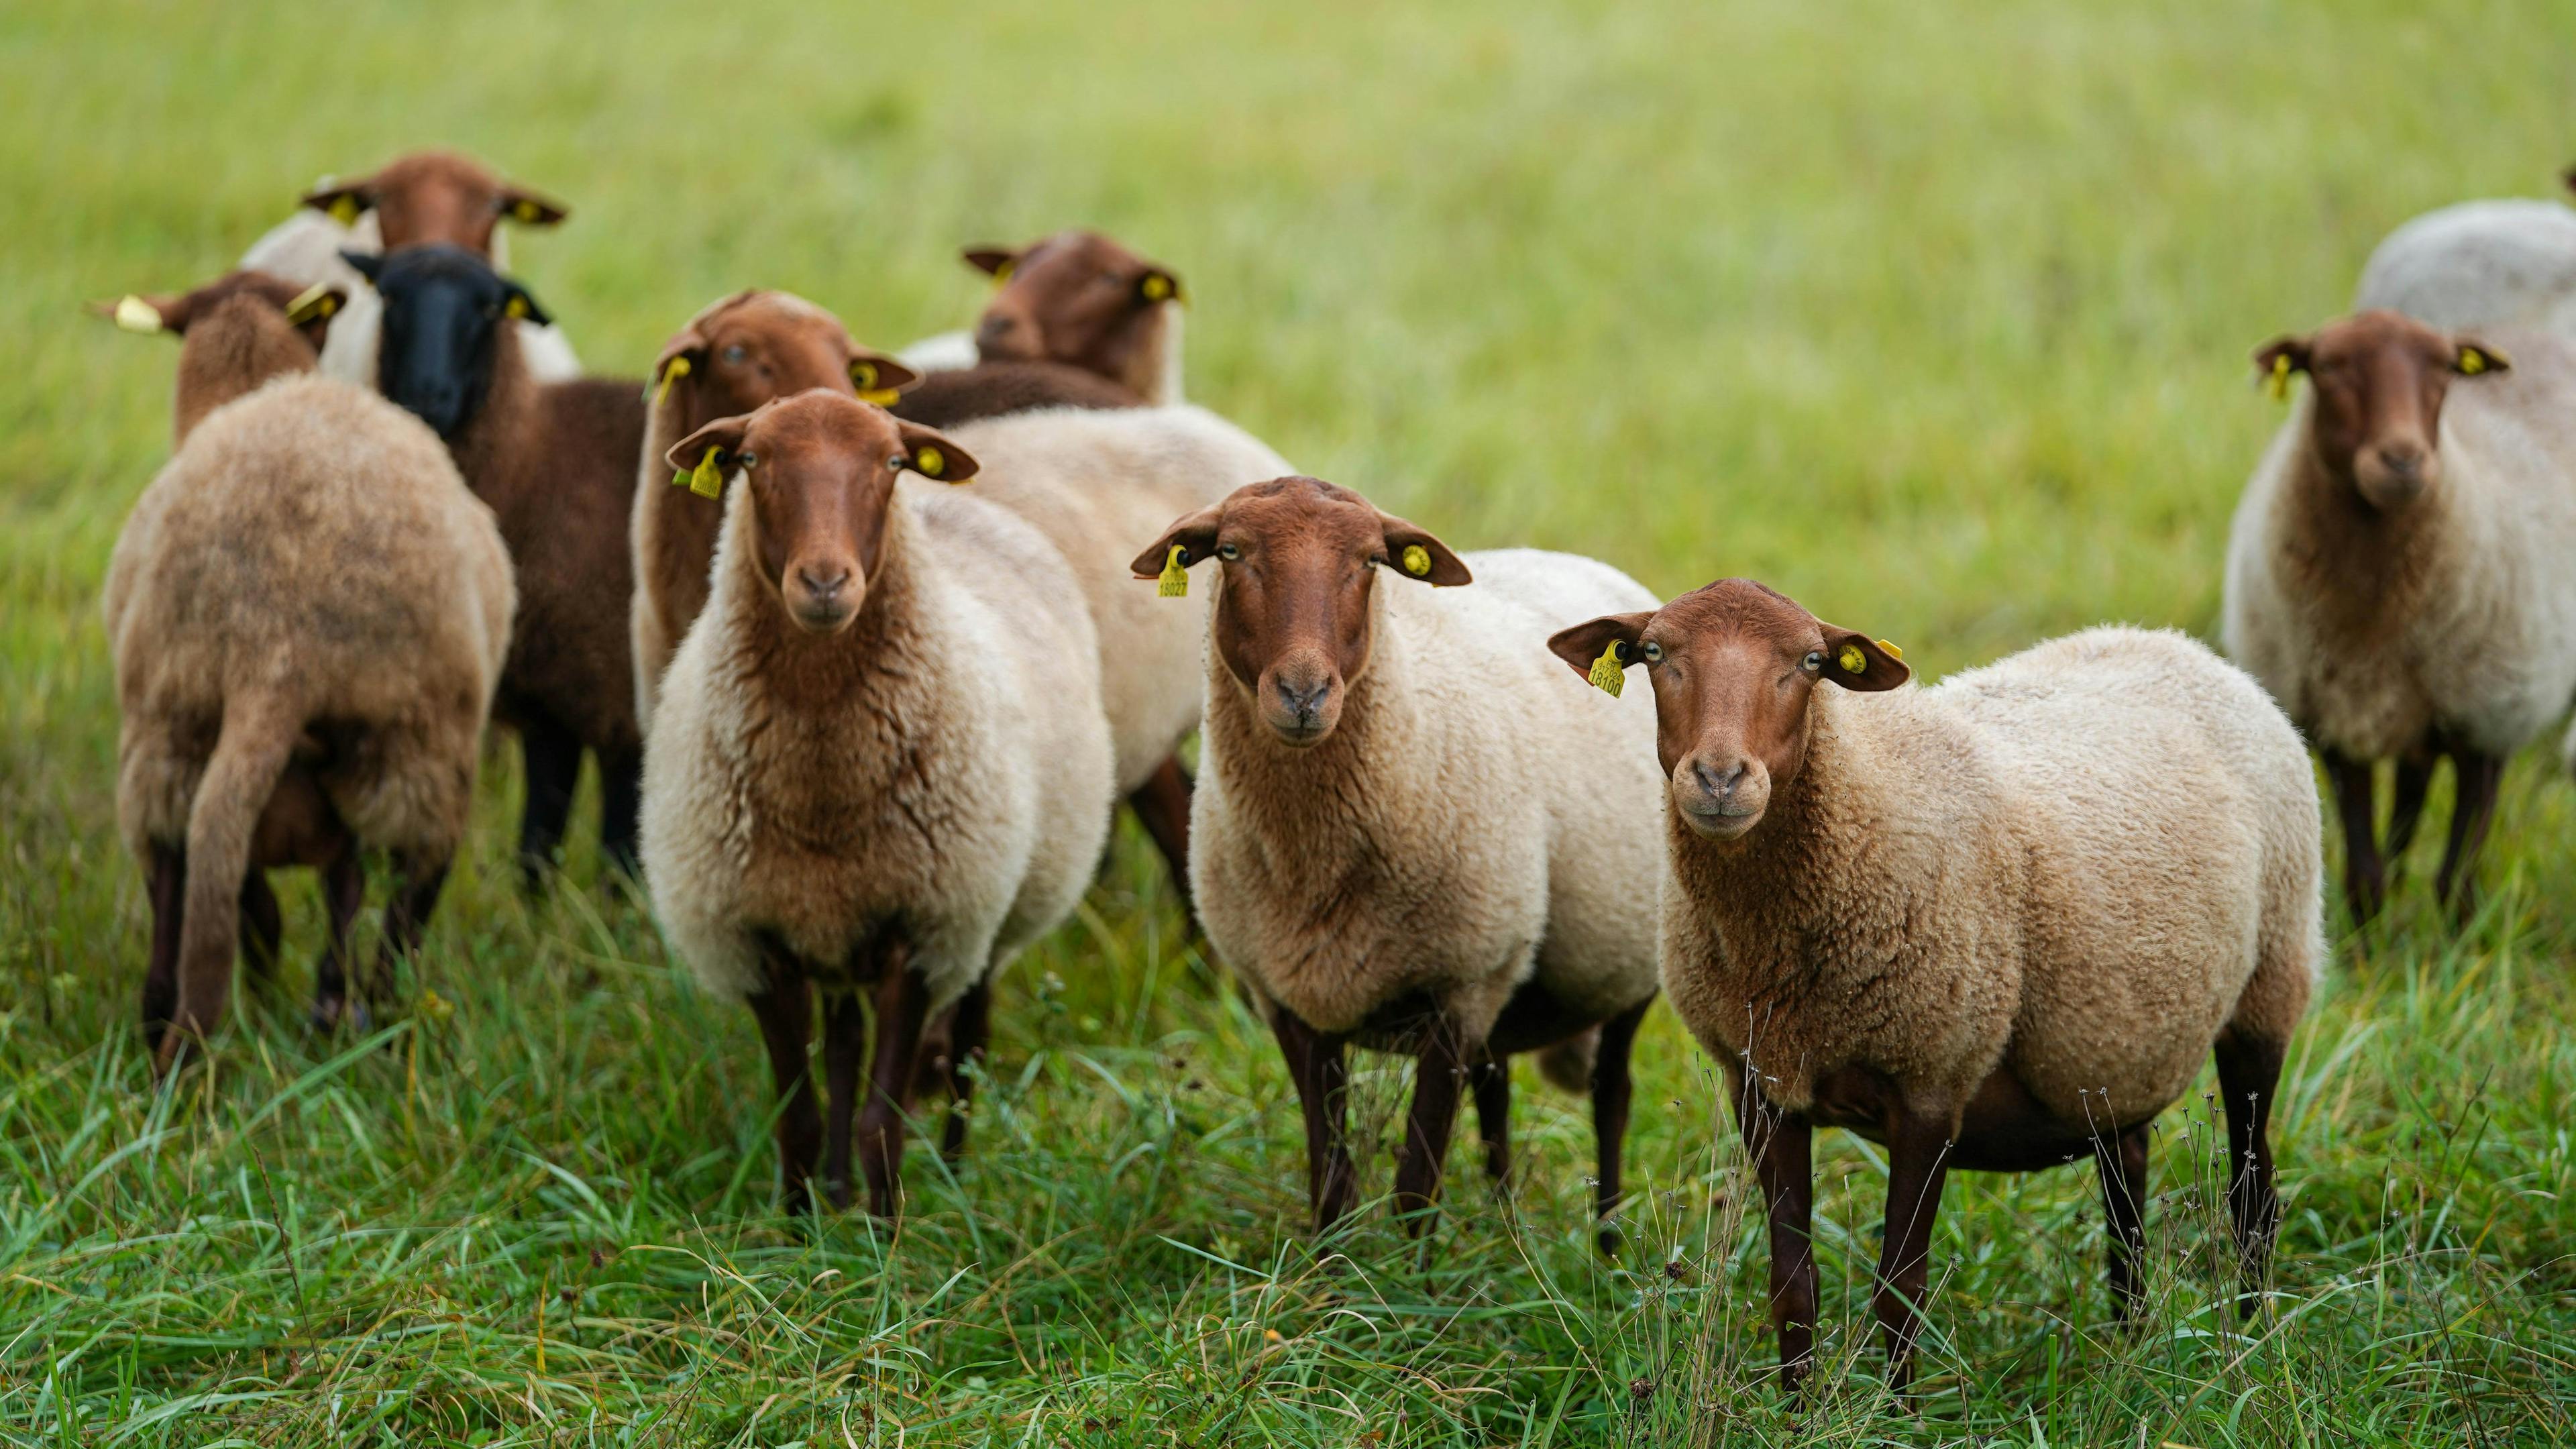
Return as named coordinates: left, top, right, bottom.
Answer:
left=3, top=0, right=2573, bottom=1443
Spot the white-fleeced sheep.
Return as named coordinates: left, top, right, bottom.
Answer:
left=641, top=389, right=1114, bottom=1216
left=100, top=271, right=514, bottom=1075
left=1550, top=588, right=2321, bottom=1397
left=2355, top=192, right=2576, bottom=338
left=1132, top=476, right=1666, bottom=1248
left=2224, top=310, right=2576, bottom=925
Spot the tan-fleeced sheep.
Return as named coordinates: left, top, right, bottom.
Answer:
left=641, top=390, right=1114, bottom=1216
left=1133, top=477, right=1666, bottom=1247
left=2224, top=310, right=2576, bottom=924
left=1550, top=585, right=2321, bottom=1397
left=101, top=272, right=514, bottom=1074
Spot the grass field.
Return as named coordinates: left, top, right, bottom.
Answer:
left=6, top=0, right=2575, bottom=1442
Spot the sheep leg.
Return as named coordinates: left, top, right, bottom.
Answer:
left=819, top=991, right=866, bottom=1211
left=1469, top=1059, right=1511, bottom=1186
left=936, top=977, right=991, bottom=1161
left=1591, top=998, right=1652, bottom=1257
left=141, top=843, right=186, bottom=1040
left=372, top=854, right=451, bottom=1005
left=2320, top=749, right=2385, bottom=925
left=239, top=873, right=284, bottom=990
left=596, top=747, right=643, bottom=882
left=856, top=949, right=932, bottom=1219
left=309, top=841, right=367, bottom=1033
left=1873, top=1109, right=1953, bottom=1399
left=2213, top=1028, right=2286, bottom=1319
left=2383, top=751, right=2434, bottom=867
left=1393, top=1016, right=1470, bottom=1234
left=1732, top=1074, right=1817, bottom=1396
left=2094, top=1121, right=2151, bottom=1323
left=747, top=952, right=821, bottom=1214
left=1269, top=1009, right=1356, bottom=1232
left=2434, top=749, right=2504, bottom=926
left=513, top=714, right=583, bottom=890
left=1125, top=757, right=1196, bottom=914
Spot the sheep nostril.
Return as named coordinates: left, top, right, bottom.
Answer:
left=1696, top=760, right=1746, bottom=797
left=2379, top=445, right=2424, bottom=478
left=796, top=567, right=849, bottom=599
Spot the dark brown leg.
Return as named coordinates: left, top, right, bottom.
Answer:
left=2094, top=1121, right=2151, bottom=1322
left=370, top=854, right=451, bottom=1018
left=2320, top=749, right=2383, bottom=926
left=1269, top=1008, right=1356, bottom=1232
left=1733, top=1072, right=1817, bottom=1396
left=2213, top=1028, right=2286, bottom=1319
left=598, top=747, right=643, bottom=881
left=1125, top=756, right=1195, bottom=912
left=1469, top=1059, right=1511, bottom=1185
left=856, top=946, right=932, bottom=1218
left=1591, top=998, right=1652, bottom=1256
left=309, top=842, right=366, bottom=1032
left=238, top=873, right=284, bottom=988
left=819, top=991, right=867, bottom=1210
left=747, top=950, right=821, bottom=1214
left=2434, top=749, right=2504, bottom=926
left=1875, top=1108, right=1954, bottom=1397
left=938, top=978, right=990, bottom=1161
left=142, top=843, right=186, bottom=1040
left=1392, top=1014, right=1470, bottom=1234
left=2384, top=751, right=2434, bottom=866
left=515, top=714, right=583, bottom=890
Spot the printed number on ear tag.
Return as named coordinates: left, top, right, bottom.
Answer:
left=1158, top=545, right=1191, bottom=598
left=1588, top=641, right=1625, bottom=698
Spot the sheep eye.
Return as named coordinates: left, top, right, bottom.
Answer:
left=720, top=344, right=749, bottom=365
left=888, top=455, right=908, bottom=471
left=1802, top=651, right=1825, bottom=672
left=737, top=451, right=756, bottom=468
left=1216, top=543, right=1241, bottom=561
left=1641, top=641, right=1664, bottom=663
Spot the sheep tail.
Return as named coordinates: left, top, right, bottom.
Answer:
left=158, top=690, right=298, bottom=1073
left=1536, top=1028, right=1599, bottom=1094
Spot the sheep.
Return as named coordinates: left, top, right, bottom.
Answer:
left=239, top=149, right=582, bottom=386
left=1129, top=476, right=1666, bottom=1247
left=2224, top=309, right=2576, bottom=926
left=2353, top=174, right=2576, bottom=338
left=349, top=242, right=645, bottom=885
left=1548, top=584, right=2322, bottom=1397
left=894, top=229, right=1186, bottom=409
left=98, top=271, right=513, bottom=1075
left=640, top=388, right=1114, bottom=1214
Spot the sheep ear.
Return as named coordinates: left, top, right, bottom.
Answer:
left=282, top=283, right=347, bottom=349
left=496, top=186, right=569, bottom=227
left=1130, top=504, right=1222, bottom=580
left=338, top=250, right=384, bottom=284
left=2453, top=339, right=2510, bottom=377
left=1548, top=612, right=1654, bottom=690
left=499, top=278, right=552, bottom=328
left=2252, top=335, right=2310, bottom=399
left=651, top=325, right=708, bottom=407
left=1136, top=267, right=1185, bottom=305
left=1815, top=627, right=1909, bottom=692
left=302, top=174, right=378, bottom=227
left=665, top=415, right=752, bottom=476
left=892, top=419, right=977, bottom=483
left=847, top=348, right=921, bottom=405
left=961, top=246, right=1020, bottom=281
left=1378, top=514, right=1472, bottom=587
left=91, top=292, right=175, bottom=336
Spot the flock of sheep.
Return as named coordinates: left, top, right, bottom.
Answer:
left=95, top=149, right=2576, bottom=1397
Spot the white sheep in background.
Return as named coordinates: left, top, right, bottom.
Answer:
left=2355, top=170, right=2576, bottom=338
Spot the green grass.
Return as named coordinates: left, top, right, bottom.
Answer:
left=5, top=0, right=2575, bottom=1442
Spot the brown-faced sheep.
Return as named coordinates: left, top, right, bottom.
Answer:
left=1133, top=477, right=1666, bottom=1248
left=640, top=390, right=1114, bottom=1215
left=894, top=229, right=1183, bottom=414
left=349, top=243, right=644, bottom=885
left=1550, top=584, right=2321, bottom=1397
left=100, top=272, right=514, bottom=1073
left=2224, top=311, right=2576, bottom=925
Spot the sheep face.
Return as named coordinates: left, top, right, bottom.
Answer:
left=94, top=269, right=345, bottom=355
left=2253, top=310, right=2510, bottom=511
left=301, top=150, right=568, bottom=253
left=667, top=390, right=978, bottom=635
left=1130, top=476, right=1470, bottom=747
left=1550, top=580, right=1906, bottom=840
left=653, top=291, right=918, bottom=438
left=347, top=244, right=551, bottom=440
left=965, top=230, right=1182, bottom=396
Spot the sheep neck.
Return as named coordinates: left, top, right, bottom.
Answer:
left=445, top=323, right=543, bottom=532
left=2272, top=422, right=2457, bottom=650
left=721, top=489, right=931, bottom=718
left=174, top=303, right=315, bottom=445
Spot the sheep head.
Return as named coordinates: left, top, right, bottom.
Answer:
left=1130, top=476, right=1469, bottom=748
left=2254, top=310, right=2509, bottom=512
left=965, top=229, right=1183, bottom=398
left=1550, top=580, right=1907, bottom=841
left=345, top=244, right=549, bottom=440
left=668, top=390, right=977, bottom=636
left=650, top=290, right=917, bottom=444
left=302, top=150, right=568, bottom=253
left=93, top=268, right=345, bottom=354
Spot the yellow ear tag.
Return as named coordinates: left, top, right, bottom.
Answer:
left=1876, top=639, right=1902, bottom=661
left=283, top=282, right=336, bottom=325
left=1158, top=544, right=1190, bottom=598
left=914, top=445, right=945, bottom=478
left=992, top=258, right=1014, bottom=286
left=113, top=295, right=162, bottom=334
left=1588, top=640, right=1626, bottom=698
left=327, top=194, right=361, bottom=226
left=1141, top=273, right=1173, bottom=303
left=654, top=355, right=690, bottom=407
left=2457, top=347, right=2486, bottom=376
left=2267, top=353, right=2290, bottom=402
left=504, top=296, right=530, bottom=321
left=688, top=447, right=725, bottom=499
left=1837, top=643, right=1867, bottom=674
left=859, top=388, right=901, bottom=406
left=1399, top=543, right=1432, bottom=578
left=512, top=199, right=543, bottom=223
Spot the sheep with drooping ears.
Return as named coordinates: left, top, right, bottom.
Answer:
left=640, top=389, right=1114, bottom=1215
left=239, top=149, right=583, bottom=385
left=99, top=271, right=513, bottom=1075
left=351, top=242, right=646, bottom=886
left=2224, top=309, right=2576, bottom=926
left=1550, top=584, right=2321, bottom=1397
left=1134, top=476, right=1666, bottom=1248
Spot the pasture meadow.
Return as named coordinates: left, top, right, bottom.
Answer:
left=3, top=0, right=2573, bottom=1442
